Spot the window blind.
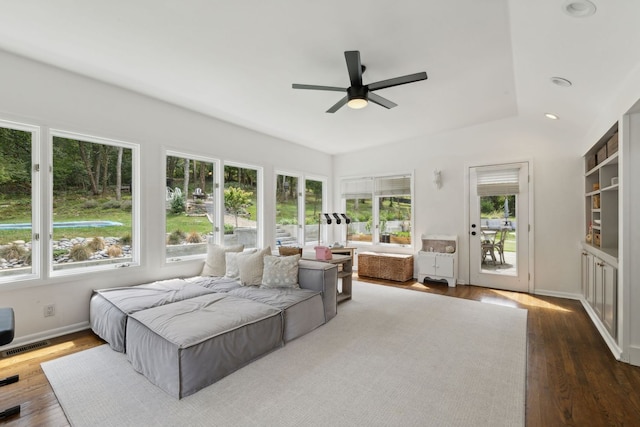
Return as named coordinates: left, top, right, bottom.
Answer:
left=374, top=176, right=411, bottom=196
left=476, top=167, right=520, bottom=196
left=341, top=178, right=373, bottom=198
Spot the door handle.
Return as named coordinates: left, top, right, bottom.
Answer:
left=471, top=231, right=476, bottom=236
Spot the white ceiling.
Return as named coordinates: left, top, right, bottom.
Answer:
left=0, top=0, right=639, bottom=154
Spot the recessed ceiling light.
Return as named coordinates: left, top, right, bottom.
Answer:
left=562, top=0, right=597, bottom=17
left=550, top=77, right=572, bottom=87
left=545, top=113, right=559, bottom=120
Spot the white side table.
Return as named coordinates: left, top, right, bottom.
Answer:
left=417, top=234, right=458, bottom=287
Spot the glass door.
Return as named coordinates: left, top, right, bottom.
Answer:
left=469, top=162, right=529, bottom=292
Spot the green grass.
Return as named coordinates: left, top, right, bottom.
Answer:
left=166, top=213, right=212, bottom=235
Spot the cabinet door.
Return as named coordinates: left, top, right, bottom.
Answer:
left=602, top=263, right=617, bottom=339
left=581, top=251, right=594, bottom=304
left=418, top=253, right=437, bottom=275
left=593, top=258, right=605, bottom=317
left=436, top=255, right=454, bottom=277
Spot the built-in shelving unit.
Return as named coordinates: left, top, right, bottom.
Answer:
left=581, top=122, right=620, bottom=349
left=584, top=123, right=619, bottom=262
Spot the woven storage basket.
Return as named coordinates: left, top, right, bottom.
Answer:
left=279, top=246, right=302, bottom=256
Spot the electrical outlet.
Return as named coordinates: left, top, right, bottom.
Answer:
left=44, top=304, right=55, bottom=317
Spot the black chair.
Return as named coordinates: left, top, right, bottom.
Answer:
left=0, top=308, right=20, bottom=420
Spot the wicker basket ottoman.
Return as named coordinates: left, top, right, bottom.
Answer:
left=357, top=252, right=414, bottom=282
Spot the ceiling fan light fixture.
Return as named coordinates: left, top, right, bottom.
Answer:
left=347, top=98, right=368, bottom=109
left=550, top=76, right=572, bottom=87
left=346, top=85, right=368, bottom=109
left=562, top=0, right=597, bottom=17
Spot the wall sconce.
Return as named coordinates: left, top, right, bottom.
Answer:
left=433, top=170, right=442, bottom=189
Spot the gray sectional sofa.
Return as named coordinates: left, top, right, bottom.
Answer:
left=89, top=259, right=338, bottom=398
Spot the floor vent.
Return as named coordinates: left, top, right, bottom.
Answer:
left=1, top=340, right=51, bottom=358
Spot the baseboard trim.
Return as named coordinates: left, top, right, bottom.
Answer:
left=628, top=346, right=640, bottom=367
left=0, top=321, right=90, bottom=352
left=579, top=298, right=622, bottom=360
left=532, top=289, right=582, bottom=300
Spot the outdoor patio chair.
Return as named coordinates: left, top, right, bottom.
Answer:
left=481, top=231, right=497, bottom=265
left=494, top=228, right=509, bottom=264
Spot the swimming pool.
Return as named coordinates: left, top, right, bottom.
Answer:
left=0, top=221, right=124, bottom=230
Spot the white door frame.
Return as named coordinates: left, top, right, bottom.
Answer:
left=465, top=160, right=534, bottom=293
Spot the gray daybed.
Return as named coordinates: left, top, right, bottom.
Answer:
left=89, top=259, right=338, bottom=398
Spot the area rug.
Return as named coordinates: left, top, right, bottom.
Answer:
left=42, top=281, right=527, bottom=426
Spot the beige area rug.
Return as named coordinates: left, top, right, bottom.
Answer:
left=42, top=281, right=527, bottom=426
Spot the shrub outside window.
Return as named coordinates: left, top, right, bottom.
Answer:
left=51, top=130, right=138, bottom=274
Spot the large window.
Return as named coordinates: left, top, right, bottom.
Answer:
left=342, top=174, right=412, bottom=246
left=51, top=130, right=138, bottom=274
left=224, top=163, right=261, bottom=249
left=165, top=152, right=218, bottom=262
left=0, top=121, right=40, bottom=283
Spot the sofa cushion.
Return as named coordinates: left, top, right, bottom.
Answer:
left=237, top=247, right=271, bottom=286
left=261, top=254, right=300, bottom=288
left=201, top=243, right=244, bottom=276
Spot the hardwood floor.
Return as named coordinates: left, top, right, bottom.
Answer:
left=2, top=278, right=640, bottom=426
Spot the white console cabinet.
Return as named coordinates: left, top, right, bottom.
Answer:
left=417, top=235, right=458, bottom=287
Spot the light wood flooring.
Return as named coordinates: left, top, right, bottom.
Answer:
left=1, top=277, right=640, bottom=426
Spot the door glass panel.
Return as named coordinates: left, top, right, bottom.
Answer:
left=224, top=165, right=258, bottom=249
left=480, top=195, right=516, bottom=276
left=304, top=179, right=323, bottom=245
left=275, top=174, right=298, bottom=246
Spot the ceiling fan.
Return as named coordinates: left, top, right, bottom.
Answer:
left=292, top=50, right=427, bottom=113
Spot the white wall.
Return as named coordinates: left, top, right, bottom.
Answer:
left=333, top=115, right=584, bottom=296
left=0, top=50, right=332, bottom=345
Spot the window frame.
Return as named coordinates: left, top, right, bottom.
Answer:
left=164, top=150, right=221, bottom=263
left=223, top=161, right=263, bottom=249
left=49, top=129, right=140, bottom=277
left=341, top=172, right=414, bottom=247
left=274, top=170, right=328, bottom=247
left=0, top=119, right=41, bottom=286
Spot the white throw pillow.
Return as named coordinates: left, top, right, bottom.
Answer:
left=225, top=249, right=256, bottom=279
left=237, top=247, right=272, bottom=286
left=201, top=244, right=244, bottom=276
left=261, top=254, right=300, bottom=289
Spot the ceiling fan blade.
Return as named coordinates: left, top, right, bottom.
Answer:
left=344, top=51, right=363, bottom=87
left=326, top=96, right=348, bottom=113
left=368, top=92, right=398, bottom=109
left=292, top=84, right=346, bottom=92
left=368, top=72, right=428, bottom=91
